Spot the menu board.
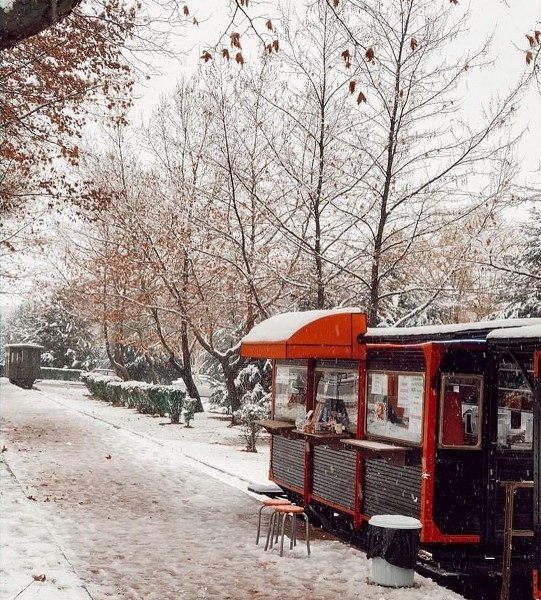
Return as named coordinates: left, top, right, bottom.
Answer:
left=371, top=373, right=388, bottom=396
left=398, top=375, right=424, bottom=435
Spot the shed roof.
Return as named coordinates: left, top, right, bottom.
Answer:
left=240, top=308, right=367, bottom=359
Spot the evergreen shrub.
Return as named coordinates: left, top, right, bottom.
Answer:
left=41, top=367, right=83, bottom=381
left=81, top=373, right=188, bottom=424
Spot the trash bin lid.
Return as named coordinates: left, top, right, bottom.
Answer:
left=368, top=514, right=422, bottom=529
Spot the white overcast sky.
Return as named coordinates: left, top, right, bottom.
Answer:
left=133, top=0, right=541, bottom=188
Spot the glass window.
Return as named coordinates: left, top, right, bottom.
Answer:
left=274, top=362, right=308, bottom=422
left=366, top=371, right=424, bottom=444
left=306, top=366, right=358, bottom=434
left=439, top=374, right=483, bottom=449
left=497, top=357, right=533, bottom=451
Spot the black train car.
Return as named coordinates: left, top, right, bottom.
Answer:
left=241, top=310, right=541, bottom=600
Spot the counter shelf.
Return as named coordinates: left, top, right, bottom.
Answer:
left=342, top=439, right=411, bottom=465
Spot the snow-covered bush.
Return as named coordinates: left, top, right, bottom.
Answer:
left=82, top=374, right=186, bottom=421
left=208, top=385, right=230, bottom=413
left=233, top=401, right=270, bottom=453
left=168, top=389, right=185, bottom=424
left=40, top=367, right=83, bottom=381
left=183, top=398, right=197, bottom=427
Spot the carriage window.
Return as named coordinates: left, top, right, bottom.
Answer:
left=274, top=362, right=308, bottom=422
left=497, top=357, right=534, bottom=451
left=366, top=371, right=424, bottom=444
left=439, top=374, right=483, bottom=449
left=306, top=366, right=358, bottom=434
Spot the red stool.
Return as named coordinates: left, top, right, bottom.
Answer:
left=256, top=498, right=291, bottom=544
left=264, top=505, right=310, bottom=557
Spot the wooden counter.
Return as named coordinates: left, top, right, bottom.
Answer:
left=255, top=419, right=297, bottom=435
left=293, top=430, right=352, bottom=446
left=341, top=439, right=411, bottom=465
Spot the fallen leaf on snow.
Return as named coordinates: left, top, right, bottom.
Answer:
left=33, top=574, right=46, bottom=581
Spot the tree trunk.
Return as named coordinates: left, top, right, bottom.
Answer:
left=1, top=0, right=83, bottom=50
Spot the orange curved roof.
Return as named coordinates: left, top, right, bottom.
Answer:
left=240, top=308, right=367, bottom=359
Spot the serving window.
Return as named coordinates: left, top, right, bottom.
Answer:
left=438, top=374, right=483, bottom=449
left=273, top=361, right=308, bottom=422
left=307, top=364, right=359, bottom=434
left=366, top=371, right=424, bottom=444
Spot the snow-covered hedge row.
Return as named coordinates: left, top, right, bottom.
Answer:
left=80, top=372, right=191, bottom=424
left=41, top=367, right=83, bottom=381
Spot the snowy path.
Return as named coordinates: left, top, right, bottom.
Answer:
left=0, top=380, right=465, bottom=600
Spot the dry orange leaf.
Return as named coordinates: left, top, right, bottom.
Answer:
left=535, top=31, right=541, bottom=43
left=272, top=39, right=279, bottom=52
left=235, top=52, right=245, bottom=66
left=357, top=91, right=367, bottom=104
left=333, top=0, right=339, bottom=6
left=341, top=49, right=350, bottom=61
left=183, top=5, right=189, bottom=16
left=193, top=17, right=198, bottom=26
left=266, top=20, right=273, bottom=31
left=526, top=34, right=536, bottom=47
left=33, top=575, right=46, bottom=582
left=200, top=51, right=212, bottom=62
left=231, top=32, right=241, bottom=48
left=526, top=51, right=533, bottom=64
left=222, top=48, right=230, bottom=60
left=365, top=47, right=375, bottom=62
left=410, top=37, right=418, bottom=51
left=349, top=80, right=356, bottom=94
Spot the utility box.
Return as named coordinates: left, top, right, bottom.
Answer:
left=4, top=344, right=43, bottom=389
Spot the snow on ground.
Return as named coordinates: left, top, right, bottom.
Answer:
left=0, top=378, right=465, bottom=600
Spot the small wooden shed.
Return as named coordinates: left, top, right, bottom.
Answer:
left=4, top=343, right=43, bottom=389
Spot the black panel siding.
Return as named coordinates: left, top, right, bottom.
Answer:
left=363, top=460, right=422, bottom=518
left=367, top=349, right=425, bottom=372
left=271, top=436, right=305, bottom=491
left=494, top=454, right=534, bottom=533
left=433, top=451, right=483, bottom=534
left=312, top=447, right=356, bottom=510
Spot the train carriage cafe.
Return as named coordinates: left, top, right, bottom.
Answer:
left=240, top=309, right=541, bottom=600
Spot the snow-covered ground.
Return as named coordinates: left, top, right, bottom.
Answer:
left=0, top=378, right=465, bottom=600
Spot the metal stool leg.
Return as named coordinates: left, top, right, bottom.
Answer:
left=256, top=505, right=266, bottom=544
left=302, top=512, right=310, bottom=557
left=264, top=511, right=275, bottom=551
left=279, top=512, right=288, bottom=557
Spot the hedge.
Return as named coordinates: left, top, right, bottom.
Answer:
left=0, top=364, right=82, bottom=381
left=80, top=372, right=187, bottom=424
left=41, top=367, right=83, bottom=381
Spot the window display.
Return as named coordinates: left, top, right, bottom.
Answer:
left=497, top=358, right=533, bottom=450
left=438, top=374, right=483, bottom=449
left=366, top=371, right=424, bottom=444
left=274, top=362, right=308, bottom=422
left=302, top=364, right=359, bottom=434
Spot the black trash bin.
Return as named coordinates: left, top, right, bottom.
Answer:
left=367, top=514, right=422, bottom=587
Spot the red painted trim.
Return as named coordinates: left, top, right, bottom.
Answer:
left=272, top=477, right=304, bottom=498
left=420, top=343, right=445, bottom=543
left=304, top=441, right=313, bottom=507
left=354, top=360, right=367, bottom=529
left=309, top=494, right=355, bottom=516
left=306, top=360, right=315, bottom=413
left=533, top=570, right=540, bottom=600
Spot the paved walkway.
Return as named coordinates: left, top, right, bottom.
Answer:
left=0, top=381, right=464, bottom=600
